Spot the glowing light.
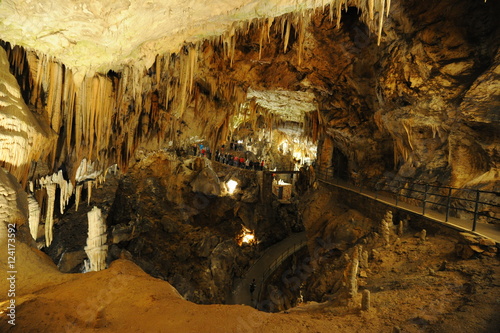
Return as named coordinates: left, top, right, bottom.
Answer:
left=227, top=179, right=238, bottom=194
left=238, top=225, right=256, bottom=246
left=242, top=233, right=255, bottom=243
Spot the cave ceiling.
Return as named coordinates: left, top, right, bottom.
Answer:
left=245, top=88, right=317, bottom=123
left=0, top=0, right=384, bottom=75
left=0, top=0, right=498, bottom=190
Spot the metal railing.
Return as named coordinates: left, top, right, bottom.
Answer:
left=315, top=165, right=500, bottom=233
left=257, top=239, right=308, bottom=303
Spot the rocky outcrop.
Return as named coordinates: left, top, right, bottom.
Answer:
left=455, top=232, right=498, bottom=259
left=100, top=151, right=301, bottom=304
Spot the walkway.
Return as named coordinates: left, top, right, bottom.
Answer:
left=229, top=231, right=307, bottom=307
left=318, top=178, right=500, bottom=243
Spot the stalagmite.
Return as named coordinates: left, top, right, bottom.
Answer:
left=419, top=229, right=427, bottom=244
left=398, top=220, right=404, bottom=237
left=380, top=210, right=392, bottom=246
left=361, top=289, right=371, bottom=311
left=348, top=246, right=360, bottom=298
left=84, top=206, right=108, bottom=272
left=28, top=195, right=40, bottom=241
left=360, top=249, right=369, bottom=269
left=44, top=183, right=56, bottom=246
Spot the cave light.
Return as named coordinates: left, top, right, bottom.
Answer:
left=226, top=179, right=238, bottom=194
left=239, top=225, right=256, bottom=246
left=278, top=179, right=290, bottom=185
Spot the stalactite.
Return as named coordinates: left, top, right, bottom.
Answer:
left=335, top=0, right=345, bottom=28
left=2, top=0, right=397, bottom=200
left=75, top=184, right=82, bottom=212
left=284, top=19, right=291, bottom=53
left=84, top=206, right=108, bottom=272
left=377, top=0, right=386, bottom=45
left=39, top=170, right=75, bottom=216
left=259, top=24, right=265, bottom=60
left=87, top=180, right=93, bottom=206
left=44, top=183, right=56, bottom=246
left=296, top=15, right=308, bottom=66
left=28, top=195, right=40, bottom=241
left=368, top=0, right=374, bottom=19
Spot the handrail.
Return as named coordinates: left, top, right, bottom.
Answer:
left=315, top=164, right=500, bottom=233
left=257, top=239, right=308, bottom=303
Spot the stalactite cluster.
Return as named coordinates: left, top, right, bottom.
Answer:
left=2, top=0, right=391, bottom=184
left=0, top=0, right=397, bottom=246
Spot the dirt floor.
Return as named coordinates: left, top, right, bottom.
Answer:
left=1, top=231, right=499, bottom=332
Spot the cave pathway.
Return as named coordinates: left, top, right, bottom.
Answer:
left=229, top=231, right=307, bottom=307
left=319, top=178, right=500, bottom=243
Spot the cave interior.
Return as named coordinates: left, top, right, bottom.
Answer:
left=0, top=0, right=499, bottom=332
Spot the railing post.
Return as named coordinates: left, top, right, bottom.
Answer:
left=422, top=184, right=429, bottom=215
left=472, top=189, right=480, bottom=231
left=445, top=187, right=452, bottom=222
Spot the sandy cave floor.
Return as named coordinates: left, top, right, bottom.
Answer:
left=1, top=232, right=499, bottom=333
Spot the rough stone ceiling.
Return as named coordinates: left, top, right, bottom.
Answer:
left=246, top=88, right=317, bottom=122
left=0, top=0, right=394, bottom=127
left=0, top=0, right=333, bottom=74
left=0, top=0, right=396, bottom=76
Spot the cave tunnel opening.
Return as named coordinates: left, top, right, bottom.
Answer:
left=332, top=147, right=349, bottom=180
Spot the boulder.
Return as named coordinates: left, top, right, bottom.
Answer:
left=58, top=250, right=86, bottom=273
left=111, top=223, right=134, bottom=243
left=190, top=167, right=221, bottom=196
